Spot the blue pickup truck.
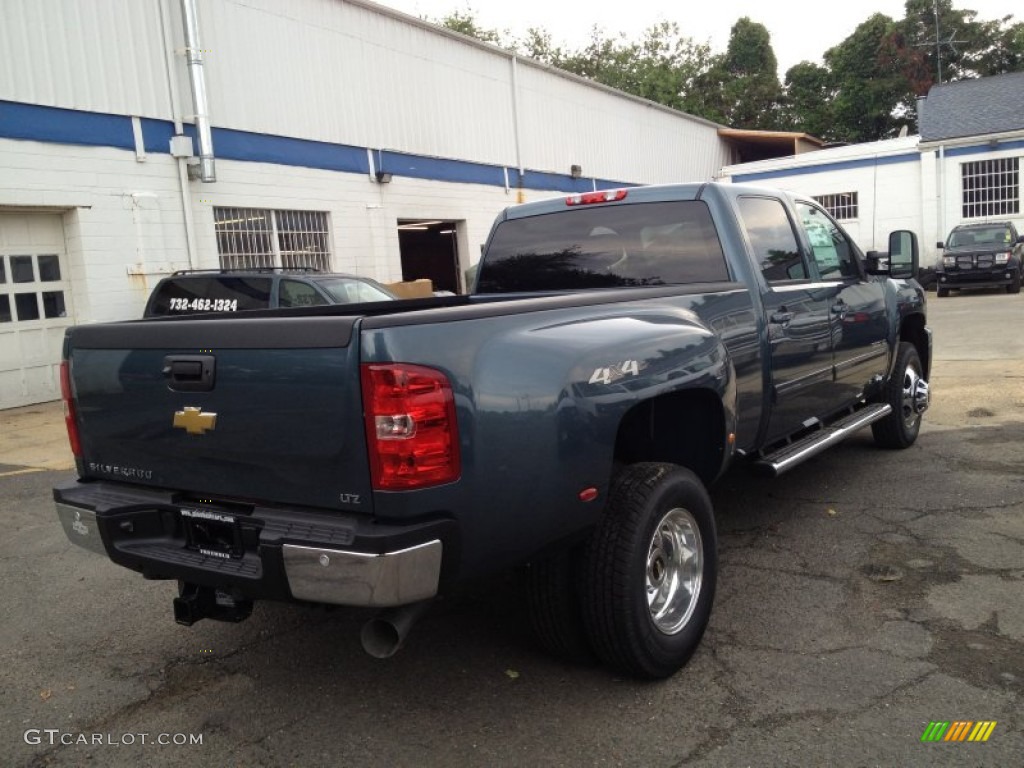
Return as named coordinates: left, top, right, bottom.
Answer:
left=55, top=182, right=930, bottom=679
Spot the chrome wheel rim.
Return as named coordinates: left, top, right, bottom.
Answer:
left=646, top=507, right=703, bottom=635
left=901, top=366, right=929, bottom=428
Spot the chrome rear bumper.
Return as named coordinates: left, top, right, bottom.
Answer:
left=282, top=541, right=442, bottom=607
left=54, top=484, right=449, bottom=609
left=56, top=503, right=107, bottom=556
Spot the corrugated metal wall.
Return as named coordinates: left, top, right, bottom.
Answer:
left=516, top=66, right=730, bottom=183
left=0, top=0, right=172, bottom=118
left=0, top=0, right=729, bottom=182
left=199, top=0, right=519, bottom=163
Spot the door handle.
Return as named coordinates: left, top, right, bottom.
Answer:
left=770, top=311, right=794, bottom=324
left=162, top=355, right=216, bottom=392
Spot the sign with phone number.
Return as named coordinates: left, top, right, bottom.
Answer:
left=169, top=298, right=238, bottom=312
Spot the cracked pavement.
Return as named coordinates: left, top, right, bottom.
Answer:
left=2, top=292, right=1022, bottom=766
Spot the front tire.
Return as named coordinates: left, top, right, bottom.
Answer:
left=1008, top=274, right=1021, bottom=294
left=872, top=342, right=928, bottom=448
left=582, top=463, right=717, bottom=679
left=936, top=286, right=949, bottom=297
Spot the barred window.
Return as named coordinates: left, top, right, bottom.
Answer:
left=961, top=158, right=1020, bottom=219
left=214, top=208, right=331, bottom=271
left=812, top=192, right=858, bottom=220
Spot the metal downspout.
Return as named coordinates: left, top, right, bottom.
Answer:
left=510, top=55, right=525, bottom=203
left=158, top=0, right=197, bottom=268
left=181, top=0, right=216, bottom=182
left=937, top=145, right=946, bottom=244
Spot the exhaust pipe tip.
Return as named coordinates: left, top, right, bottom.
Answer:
left=360, top=618, right=403, bottom=659
left=360, top=600, right=431, bottom=659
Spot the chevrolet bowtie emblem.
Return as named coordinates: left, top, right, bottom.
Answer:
left=173, top=407, right=217, bottom=435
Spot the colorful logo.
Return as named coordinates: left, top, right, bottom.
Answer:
left=921, top=721, right=997, bottom=743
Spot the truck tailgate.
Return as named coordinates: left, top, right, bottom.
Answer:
left=66, top=316, right=370, bottom=512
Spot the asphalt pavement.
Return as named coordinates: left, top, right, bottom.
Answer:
left=1, top=290, right=1022, bottom=767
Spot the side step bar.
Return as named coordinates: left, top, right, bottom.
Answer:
left=752, top=403, right=892, bottom=477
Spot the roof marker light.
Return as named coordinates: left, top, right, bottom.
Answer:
left=566, top=189, right=628, bottom=206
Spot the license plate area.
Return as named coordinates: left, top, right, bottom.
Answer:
left=181, top=507, right=242, bottom=559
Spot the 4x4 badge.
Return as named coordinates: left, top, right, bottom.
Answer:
left=173, top=407, right=217, bottom=435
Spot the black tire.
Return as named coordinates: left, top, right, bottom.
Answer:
left=872, top=342, right=927, bottom=449
left=582, top=463, right=717, bottom=679
left=525, top=546, right=595, bottom=663
left=936, top=286, right=949, bottom=297
left=1008, top=274, right=1021, bottom=294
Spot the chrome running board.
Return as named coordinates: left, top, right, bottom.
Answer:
left=752, top=404, right=892, bottom=477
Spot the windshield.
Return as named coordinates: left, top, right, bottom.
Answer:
left=947, top=225, right=1013, bottom=249
left=314, top=277, right=396, bottom=303
left=478, top=200, right=729, bottom=293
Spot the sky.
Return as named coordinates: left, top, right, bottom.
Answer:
left=374, top=0, right=1021, bottom=76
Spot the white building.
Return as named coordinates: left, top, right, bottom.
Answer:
left=1, top=0, right=740, bottom=410
left=721, top=72, right=1024, bottom=271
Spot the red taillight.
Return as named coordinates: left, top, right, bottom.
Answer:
left=566, top=189, right=628, bottom=206
left=361, top=363, right=460, bottom=490
left=59, top=360, right=82, bottom=457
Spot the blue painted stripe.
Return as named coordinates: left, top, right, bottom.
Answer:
left=140, top=119, right=196, bottom=154
left=3, top=100, right=632, bottom=192
left=141, top=120, right=369, bottom=174
left=732, top=151, right=919, bottom=183
left=379, top=149, right=504, bottom=186
left=0, top=100, right=134, bottom=150
left=520, top=170, right=637, bottom=193
left=945, top=138, right=1024, bottom=158
left=375, top=151, right=629, bottom=193
left=216, top=127, right=369, bottom=174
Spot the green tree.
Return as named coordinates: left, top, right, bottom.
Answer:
left=554, top=23, right=713, bottom=112
left=780, top=2, right=1020, bottom=141
left=433, top=3, right=1023, bottom=142
left=822, top=13, right=912, bottom=141
left=516, top=27, right=566, bottom=65
left=900, top=0, right=990, bottom=82
left=436, top=7, right=505, bottom=45
left=969, top=16, right=1024, bottom=75
left=697, top=18, right=786, bottom=129
left=782, top=61, right=835, bottom=137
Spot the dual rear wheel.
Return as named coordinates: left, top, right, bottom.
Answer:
left=527, top=463, right=717, bottom=679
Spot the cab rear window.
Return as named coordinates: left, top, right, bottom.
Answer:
left=145, top=277, right=273, bottom=316
left=478, top=201, right=729, bottom=293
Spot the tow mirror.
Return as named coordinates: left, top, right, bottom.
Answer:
left=864, top=251, right=890, bottom=275
left=888, top=230, right=918, bottom=279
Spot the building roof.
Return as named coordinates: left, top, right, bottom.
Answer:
left=919, top=71, right=1024, bottom=142
left=717, top=129, right=825, bottom=163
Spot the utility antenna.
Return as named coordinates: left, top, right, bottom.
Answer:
left=914, top=0, right=967, bottom=83
left=913, top=0, right=966, bottom=82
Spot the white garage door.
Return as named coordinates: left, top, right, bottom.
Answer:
left=0, top=213, right=75, bottom=409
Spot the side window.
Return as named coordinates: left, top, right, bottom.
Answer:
left=279, top=279, right=328, bottom=308
left=206, top=277, right=273, bottom=309
left=794, top=202, right=859, bottom=279
left=146, top=277, right=272, bottom=315
left=736, top=197, right=808, bottom=282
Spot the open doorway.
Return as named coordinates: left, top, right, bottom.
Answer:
left=396, top=219, right=461, bottom=294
